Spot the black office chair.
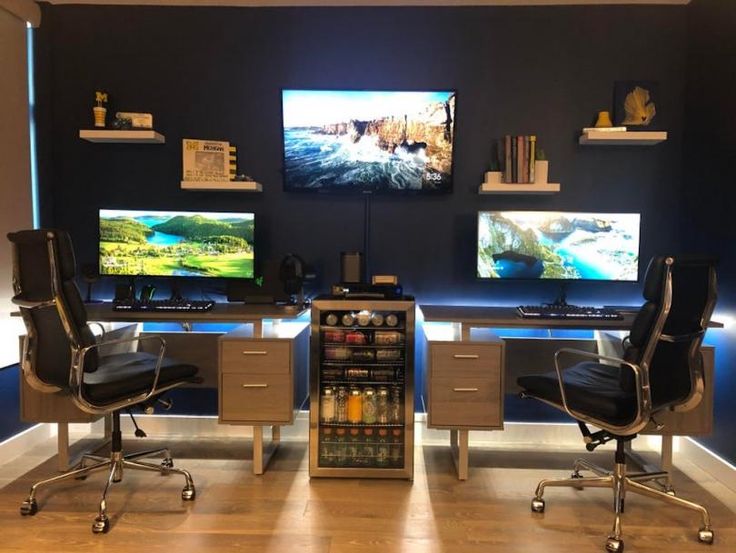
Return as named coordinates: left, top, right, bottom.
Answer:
left=518, top=255, right=717, bottom=552
left=8, top=229, right=202, bottom=533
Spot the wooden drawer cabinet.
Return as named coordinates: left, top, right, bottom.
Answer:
left=218, top=323, right=309, bottom=425
left=220, top=341, right=290, bottom=375
left=426, top=337, right=505, bottom=430
left=430, top=343, right=502, bottom=378
left=220, top=374, right=292, bottom=423
left=430, top=375, right=502, bottom=428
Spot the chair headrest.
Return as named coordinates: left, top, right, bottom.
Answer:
left=7, top=229, right=77, bottom=281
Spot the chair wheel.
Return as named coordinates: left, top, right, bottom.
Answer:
left=531, top=498, right=545, bottom=513
left=20, top=498, right=38, bottom=516
left=605, top=537, right=624, bottom=553
left=665, top=488, right=676, bottom=497
left=161, top=458, right=174, bottom=470
left=698, top=528, right=714, bottom=544
left=571, top=472, right=584, bottom=489
left=182, top=486, right=196, bottom=501
left=92, top=515, right=110, bottom=534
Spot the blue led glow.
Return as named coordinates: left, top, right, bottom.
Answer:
left=26, top=24, right=39, bottom=229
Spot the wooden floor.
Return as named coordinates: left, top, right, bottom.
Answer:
left=0, top=436, right=734, bottom=552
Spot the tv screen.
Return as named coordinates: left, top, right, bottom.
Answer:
left=99, top=209, right=255, bottom=279
left=477, top=211, right=641, bottom=281
left=281, top=89, right=456, bottom=192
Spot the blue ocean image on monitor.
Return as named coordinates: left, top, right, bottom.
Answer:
left=477, top=211, right=641, bottom=281
left=282, top=90, right=455, bottom=192
left=99, top=209, right=255, bottom=278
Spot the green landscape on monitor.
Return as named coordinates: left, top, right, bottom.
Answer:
left=99, top=209, right=255, bottom=278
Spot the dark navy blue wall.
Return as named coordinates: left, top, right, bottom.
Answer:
left=35, top=3, right=688, bottom=309
left=25, top=4, right=734, bottom=464
left=682, top=0, right=736, bottom=464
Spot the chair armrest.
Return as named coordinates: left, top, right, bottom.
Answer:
left=552, top=347, right=650, bottom=436
left=88, top=321, right=106, bottom=340
left=71, top=335, right=167, bottom=412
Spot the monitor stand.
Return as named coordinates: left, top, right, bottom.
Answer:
left=169, top=281, right=185, bottom=302
left=547, top=283, right=571, bottom=307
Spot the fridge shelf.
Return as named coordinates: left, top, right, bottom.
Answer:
left=319, top=422, right=404, bottom=428
left=320, top=325, right=406, bottom=331
left=319, top=380, right=404, bottom=386
left=321, top=343, right=405, bottom=348
left=321, top=361, right=405, bottom=367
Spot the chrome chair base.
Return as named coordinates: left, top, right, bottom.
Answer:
left=20, top=447, right=195, bottom=533
left=530, top=458, right=714, bottom=551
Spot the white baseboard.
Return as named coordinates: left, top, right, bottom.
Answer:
left=0, top=423, right=53, bottom=466
left=6, top=415, right=734, bottom=494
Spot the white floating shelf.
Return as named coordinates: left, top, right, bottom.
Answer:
left=180, top=180, right=262, bottom=192
left=79, top=129, right=165, bottom=143
left=579, top=130, right=668, bottom=145
left=478, top=182, right=560, bottom=194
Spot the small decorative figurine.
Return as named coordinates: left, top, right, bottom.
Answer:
left=93, top=91, right=108, bottom=128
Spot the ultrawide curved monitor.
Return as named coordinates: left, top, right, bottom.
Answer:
left=99, top=209, right=255, bottom=279
left=281, top=89, right=456, bottom=193
left=477, top=211, right=641, bottom=281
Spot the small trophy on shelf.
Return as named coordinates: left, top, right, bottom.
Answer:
left=93, top=90, right=108, bottom=128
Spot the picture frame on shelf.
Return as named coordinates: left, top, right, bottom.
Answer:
left=614, top=81, right=659, bottom=131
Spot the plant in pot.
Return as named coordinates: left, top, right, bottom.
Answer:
left=485, top=158, right=503, bottom=185
left=93, top=91, right=108, bottom=128
left=534, top=148, right=549, bottom=184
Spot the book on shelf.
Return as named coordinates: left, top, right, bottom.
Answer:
left=582, top=126, right=628, bottom=133
left=504, top=135, right=513, bottom=184
left=229, top=145, right=237, bottom=180
left=499, top=134, right=541, bottom=184
left=182, top=138, right=231, bottom=182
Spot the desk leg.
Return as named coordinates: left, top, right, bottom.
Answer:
left=253, top=320, right=263, bottom=337
left=252, top=425, right=281, bottom=475
left=57, top=423, right=70, bottom=472
left=660, top=435, right=674, bottom=491
left=450, top=429, right=469, bottom=481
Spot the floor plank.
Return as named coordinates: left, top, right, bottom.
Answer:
left=0, top=436, right=733, bottom=552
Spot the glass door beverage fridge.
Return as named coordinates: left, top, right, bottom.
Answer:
left=309, top=298, right=415, bottom=479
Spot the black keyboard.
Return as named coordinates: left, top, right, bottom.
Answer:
left=112, top=299, right=215, bottom=312
left=517, top=305, right=623, bottom=320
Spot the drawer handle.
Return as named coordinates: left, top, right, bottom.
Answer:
left=453, top=354, right=479, bottom=360
left=242, top=350, right=268, bottom=355
left=241, top=383, right=269, bottom=388
left=453, top=387, right=479, bottom=392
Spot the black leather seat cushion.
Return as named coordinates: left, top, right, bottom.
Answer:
left=83, top=352, right=199, bottom=404
left=517, top=362, right=637, bottom=427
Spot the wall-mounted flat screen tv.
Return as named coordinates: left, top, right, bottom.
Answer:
left=281, top=89, right=456, bottom=193
left=99, top=209, right=255, bottom=279
left=477, top=211, right=641, bottom=281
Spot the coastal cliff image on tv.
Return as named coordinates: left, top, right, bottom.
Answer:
left=477, top=211, right=640, bottom=281
left=99, top=209, right=255, bottom=278
left=282, top=89, right=456, bottom=192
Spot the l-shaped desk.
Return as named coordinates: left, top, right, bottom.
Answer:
left=419, top=304, right=718, bottom=481
left=23, top=302, right=719, bottom=482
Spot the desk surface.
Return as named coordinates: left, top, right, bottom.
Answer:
left=86, top=302, right=308, bottom=323
left=419, top=304, right=637, bottom=330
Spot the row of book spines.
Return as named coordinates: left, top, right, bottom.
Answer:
left=229, top=145, right=237, bottom=179
left=499, top=135, right=537, bottom=184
